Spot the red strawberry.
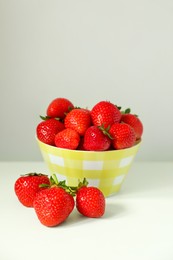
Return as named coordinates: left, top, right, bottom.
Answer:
left=109, top=123, right=136, bottom=149
left=83, top=125, right=111, bottom=151
left=91, top=101, right=121, bottom=128
left=46, top=97, right=74, bottom=119
left=33, top=186, right=75, bottom=227
left=121, top=110, right=143, bottom=140
left=54, top=128, right=80, bottom=150
left=77, top=137, right=85, bottom=150
left=64, top=108, right=91, bottom=136
left=76, top=185, right=105, bottom=218
left=36, top=118, right=65, bottom=145
left=14, top=173, right=50, bottom=207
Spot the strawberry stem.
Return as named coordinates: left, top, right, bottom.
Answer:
left=98, top=125, right=113, bottom=140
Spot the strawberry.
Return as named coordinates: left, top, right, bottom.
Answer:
left=46, top=97, right=74, bottom=119
left=77, top=137, right=85, bottom=150
left=36, top=118, right=65, bottom=145
left=64, top=108, right=91, bottom=136
left=109, top=122, right=136, bottom=149
left=83, top=125, right=111, bottom=151
left=121, top=109, right=143, bottom=140
left=54, top=128, right=80, bottom=150
left=91, top=101, right=121, bottom=128
left=76, top=184, right=105, bottom=218
left=14, top=173, right=50, bottom=207
left=33, top=186, right=75, bottom=227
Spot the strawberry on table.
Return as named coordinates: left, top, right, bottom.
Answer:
left=46, top=97, right=74, bottom=119
left=83, top=125, right=111, bottom=151
left=76, top=180, right=105, bottom=218
left=54, top=128, right=80, bottom=150
left=109, top=122, right=136, bottom=150
left=33, top=175, right=75, bottom=227
left=36, top=118, right=65, bottom=145
left=91, top=101, right=121, bottom=128
left=33, top=187, right=75, bottom=227
left=14, top=173, right=50, bottom=207
left=64, top=108, right=91, bottom=136
left=121, top=109, right=143, bottom=140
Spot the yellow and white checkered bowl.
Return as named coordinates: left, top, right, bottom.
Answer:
left=37, top=138, right=141, bottom=197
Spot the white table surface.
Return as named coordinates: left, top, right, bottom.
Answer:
left=0, top=161, right=173, bottom=260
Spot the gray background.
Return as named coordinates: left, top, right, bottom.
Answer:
left=1, top=0, right=173, bottom=161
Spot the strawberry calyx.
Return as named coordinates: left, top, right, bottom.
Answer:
left=21, top=172, right=48, bottom=177
left=39, top=174, right=77, bottom=196
left=64, top=105, right=77, bottom=116
left=121, top=108, right=138, bottom=117
left=64, top=106, right=88, bottom=115
left=76, top=177, right=89, bottom=189
left=121, top=108, right=131, bottom=114
left=116, top=105, right=122, bottom=110
left=63, top=177, right=89, bottom=195
left=40, top=115, right=51, bottom=120
left=39, top=175, right=90, bottom=196
left=58, top=177, right=89, bottom=196
left=40, top=115, right=61, bottom=121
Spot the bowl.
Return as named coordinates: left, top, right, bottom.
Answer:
left=36, top=138, right=141, bottom=197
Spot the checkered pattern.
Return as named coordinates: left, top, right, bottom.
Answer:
left=37, top=138, right=141, bottom=197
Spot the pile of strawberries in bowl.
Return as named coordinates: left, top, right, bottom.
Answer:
left=36, top=97, right=143, bottom=151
